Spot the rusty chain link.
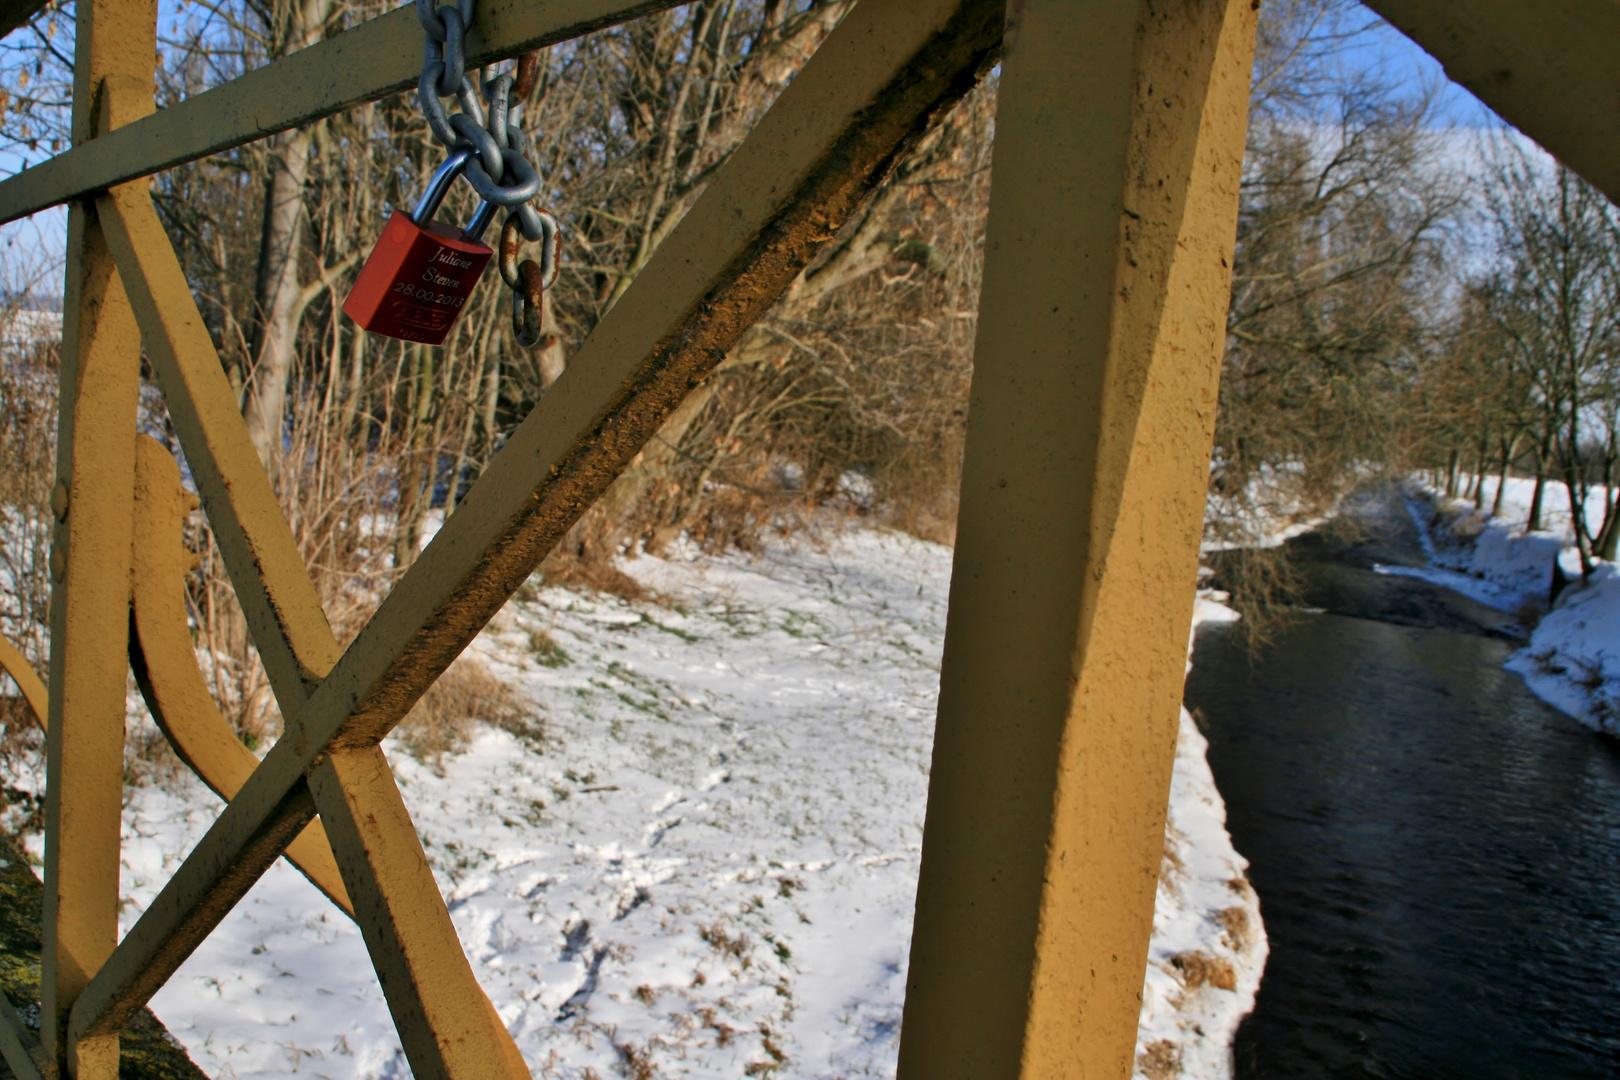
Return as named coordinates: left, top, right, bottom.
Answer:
left=501, top=212, right=559, bottom=346
left=416, top=0, right=561, bottom=345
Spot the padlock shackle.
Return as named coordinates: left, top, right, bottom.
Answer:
left=411, top=149, right=473, bottom=226
left=412, top=148, right=498, bottom=244
left=465, top=200, right=497, bottom=243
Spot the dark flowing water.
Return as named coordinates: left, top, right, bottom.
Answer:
left=1189, top=508, right=1620, bottom=1078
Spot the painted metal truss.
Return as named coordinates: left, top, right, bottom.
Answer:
left=4, top=0, right=1596, bottom=1077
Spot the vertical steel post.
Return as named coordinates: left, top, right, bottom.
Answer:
left=896, top=0, right=1257, bottom=1076
left=44, top=0, right=155, bottom=1072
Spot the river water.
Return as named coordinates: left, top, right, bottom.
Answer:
left=1188, top=504, right=1620, bottom=1078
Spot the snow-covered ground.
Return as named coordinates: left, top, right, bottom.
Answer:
left=1401, top=478, right=1620, bottom=734
left=1431, top=474, right=1608, bottom=564
left=1508, top=561, right=1620, bottom=730
left=105, top=527, right=1263, bottom=1079
left=1379, top=495, right=1561, bottom=613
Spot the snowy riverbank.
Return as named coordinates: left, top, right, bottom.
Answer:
left=103, top=527, right=1261, bottom=1079
left=1137, top=596, right=1267, bottom=1079
left=1400, top=481, right=1620, bottom=733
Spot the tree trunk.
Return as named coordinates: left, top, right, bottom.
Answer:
left=481, top=348, right=501, bottom=459
left=339, top=320, right=365, bottom=443
left=1444, top=448, right=1459, bottom=497
left=393, top=452, right=421, bottom=572
left=1597, top=497, right=1620, bottom=562
left=1594, top=495, right=1620, bottom=566
left=241, top=125, right=314, bottom=475
left=1563, top=472, right=1595, bottom=577
left=1602, top=455, right=1620, bottom=561
left=1489, top=433, right=1518, bottom=518
left=1592, top=455, right=1620, bottom=563
left=238, top=0, right=330, bottom=475
left=1528, top=463, right=1547, bottom=532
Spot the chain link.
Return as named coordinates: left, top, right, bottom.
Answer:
left=416, top=0, right=561, bottom=345
left=501, top=203, right=559, bottom=348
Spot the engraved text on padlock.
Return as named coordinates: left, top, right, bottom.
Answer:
left=343, top=150, right=497, bottom=346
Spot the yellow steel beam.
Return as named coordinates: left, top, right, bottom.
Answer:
left=43, top=2, right=156, bottom=1072
left=0, top=634, right=47, bottom=732
left=0, top=0, right=687, bottom=228
left=309, top=748, right=530, bottom=1080
left=129, top=435, right=354, bottom=918
left=1365, top=0, right=1620, bottom=205
left=68, top=0, right=1002, bottom=1044
left=99, top=179, right=341, bottom=715
left=895, top=0, right=1258, bottom=1076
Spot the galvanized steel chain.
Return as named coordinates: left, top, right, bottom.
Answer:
left=416, top=0, right=559, bottom=346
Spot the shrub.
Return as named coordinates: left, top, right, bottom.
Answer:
left=397, top=655, right=542, bottom=769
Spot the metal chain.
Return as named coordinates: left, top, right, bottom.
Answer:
left=416, top=0, right=560, bottom=346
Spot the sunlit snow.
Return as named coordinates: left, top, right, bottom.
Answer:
left=118, top=528, right=1262, bottom=1079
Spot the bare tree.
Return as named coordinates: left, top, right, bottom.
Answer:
left=238, top=0, right=341, bottom=473
left=1201, top=0, right=1461, bottom=633
left=1476, top=141, right=1620, bottom=569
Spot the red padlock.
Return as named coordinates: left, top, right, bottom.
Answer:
left=343, top=150, right=498, bottom=346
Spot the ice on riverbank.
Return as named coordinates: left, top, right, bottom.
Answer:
left=107, top=527, right=1262, bottom=1079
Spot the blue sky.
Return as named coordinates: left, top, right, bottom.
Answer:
left=1338, top=8, right=1496, bottom=128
